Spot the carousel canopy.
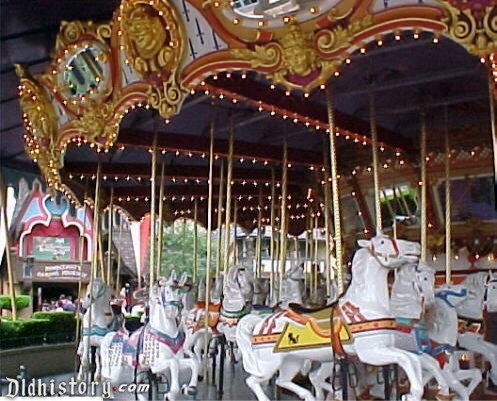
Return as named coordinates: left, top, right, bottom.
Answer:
left=1, top=0, right=496, bottom=240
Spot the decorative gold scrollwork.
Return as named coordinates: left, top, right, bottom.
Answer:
left=230, top=44, right=281, bottom=69
left=15, top=64, right=60, bottom=186
left=147, top=76, right=183, bottom=118
left=442, top=2, right=496, bottom=56
left=316, top=15, right=373, bottom=56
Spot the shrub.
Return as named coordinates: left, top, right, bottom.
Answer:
left=0, top=313, right=76, bottom=349
left=0, top=295, right=31, bottom=310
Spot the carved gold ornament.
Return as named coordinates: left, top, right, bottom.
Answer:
left=442, top=1, right=497, bottom=56
left=119, top=0, right=186, bottom=118
left=72, top=98, right=114, bottom=142
left=15, top=64, right=61, bottom=187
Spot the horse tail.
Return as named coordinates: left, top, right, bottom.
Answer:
left=236, top=314, right=262, bottom=376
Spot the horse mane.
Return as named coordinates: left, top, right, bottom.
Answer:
left=351, top=248, right=370, bottom=270
left=461, top=271, right=488, bottom=290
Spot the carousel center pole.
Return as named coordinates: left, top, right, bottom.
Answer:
left=0, top=173, right=17, bottom=320
left=278, top=136, right=288, bottom=299
left=368, top=88, right=382, bottom=233
left=156, top=162, right=166, bottom=277
left=444, top=106, right=452, bottom=284
left=420, top=113, right=427, bottom=263
left=326, top=88, right=344, bottom=295
left=149, top=132, right=158, bottom=292
left=223, top=117, right=234, bottom=274
left=216, top=160, right=225, bottom=277
left=204, top=109, right=216, bottom=380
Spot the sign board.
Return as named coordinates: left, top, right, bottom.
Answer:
left=33, top=236, right=71, bottom=261
left=35, top=264, right=88, bottom=280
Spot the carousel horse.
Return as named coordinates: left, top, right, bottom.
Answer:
left=310, top=262, right=450, bottom=401
left=427, top=284, right=482, bottom=400
left=279, top=264, right=305, bottom=309
left=101, top=271, right=199, bottom=401
left=77, top=277, right=117, bottom=381
left=182, top=275, right=224, bottom=366
left=216, top=265, right=253, bottom=362
left=236, top=233, right=425, bottom=401
left=454, top=271, right=497, bottom=386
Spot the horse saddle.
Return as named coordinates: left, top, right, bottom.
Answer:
left=273, top=303, right=351, bottom=354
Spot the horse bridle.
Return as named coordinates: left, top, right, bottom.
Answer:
left=159, top=283, right=180, bottom=308
left=88, top=281, right=106, bottom=302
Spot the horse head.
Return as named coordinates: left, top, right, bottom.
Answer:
left=153, top=271, right=181, bottom=320
left=413, top=262, right=436, bottom=307
left=358, top=234, right=420, bottom=269
left=435, top=284, right=469, bottom=308
left=82, top=278, right=108, bottom=309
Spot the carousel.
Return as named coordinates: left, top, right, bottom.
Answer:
left=1, top=0, right=497, bottom=400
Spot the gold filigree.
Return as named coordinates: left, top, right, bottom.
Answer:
left=230, top=44, right=281, bottom=69
left=72, top=99, right=114, bottom=142
left=442, top=2, right=496, bottom=56
left=147, top=77, right=183, bottom=118
left=316, top=15, right=373, bottom=55
left=15, top=64, right=61, bottom=186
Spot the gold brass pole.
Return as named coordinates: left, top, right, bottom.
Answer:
left=75, top=190, right=88, bottom=375
left=323, top=139, right=332, bottom=299
left=106, top=186, right=113, bottom=287
left=0, top=173, right=17, bottom=320
left=156, top=162, right=166, bottom=277
left=149, top=133, right=158, bottom=291
left=223, top=119, right=234, bottom=273
left=234, top=199, right=238, bottom=264
left=326, top=89, right=344, bottom=295
left=313, top=215, right=319, bottom=297
left=216, top=161, right=225, bottom=277
left=444, top=106, right=452, bottom=284
left=204, top=111, right=216, bottom=379
left=420, top=113, right=427, bottom=263
left=278, top=137, right=288, bottom=299
left=115, top=213, right=123, bottom=294
left=193, top=198, right=198, bottom=283
left=91, top=162, right=102, bottom=280
left=304, top=210, right=310, bottom=299
left=255, top=188, right=263, bottom=278
left=368, top=89, right=382, bottom=232
left=269, top=168, right=276, bottom=302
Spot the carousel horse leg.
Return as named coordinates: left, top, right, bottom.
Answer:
left=354, top=343, right=424, bottom=401
left=275, top=356, right=316, bottom=401
left=152, top=359, right=181, bottom=401
left=442, top=353, right=482, bottom=401
left=418, top=353, right=450, bottom=398
left=309, top=362, right=336, bottom=401
left=94, top=348, right=101, bottom=381
left=458, top=333, right=497, bottom=385
left=246, top=375, right=272, bottom=401
left=179, top=358, right=199, bottom=396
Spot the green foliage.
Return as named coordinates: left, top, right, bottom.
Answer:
left=0, top=295, right=31, bottom=310
left=0, top=313, right=76, bottom=349
left=157, top=219, right=218, bottom=278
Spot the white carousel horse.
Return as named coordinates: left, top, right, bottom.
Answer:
left=236, top=233, right=424, bottom=401
left=182, top=275, right=224, bottom=366
left=310, top=262, right=450, bottom=400
left=427, top=284, right=482, bottom=400
left=279, top=264, right=305, bottom=309
left=77, top=277, right=117, bottom=380
left=101, top=271, right=199, bottom=401
left=389, top=262, right=451, bottom=399
left=455, top=271, right=497, bottom=386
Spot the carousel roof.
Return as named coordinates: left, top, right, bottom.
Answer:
left=1, top=0, right=496, bottom=240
